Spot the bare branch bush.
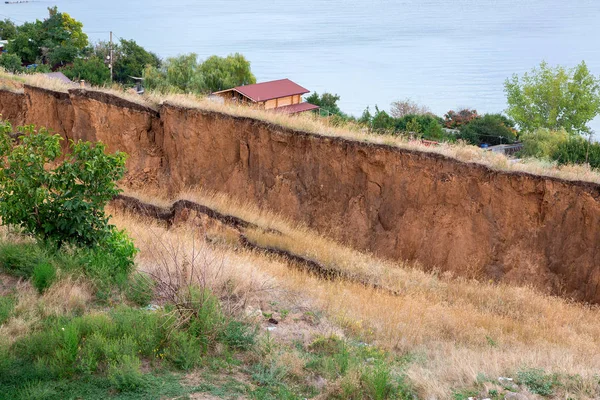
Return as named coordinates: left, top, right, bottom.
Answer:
left=135, top=226, right=274, bottom=331
left=390, top=98, right=431, bottom=118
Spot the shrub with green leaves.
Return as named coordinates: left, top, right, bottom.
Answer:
left=124, top=272, right=155, bottom=307
left=0, top=295, right=16, bottom=325
left=517, top=368, right=557, bottom=396
left=519, top=128, right=570, bottom=159
left=0, top=121, right=136, bottom=280
left=552, top=135, right=600, bottom=169
left=457, top=114, right=517, bottom=146
left=107, top=355, right=146, bottom=392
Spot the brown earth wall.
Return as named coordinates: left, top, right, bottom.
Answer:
left=1, top=87, right=599, bottom=303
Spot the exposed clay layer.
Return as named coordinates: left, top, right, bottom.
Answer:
left=0, top=89, right=26, bottom=126
left=67, top=89, right=165, bottom=188
left=1, top=87, right=600, bottom=302
left=23, top=85, right=74, bottom=143
left=160, top=105, right=600, bottom=303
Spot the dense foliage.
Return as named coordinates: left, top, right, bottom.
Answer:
left=519, top=128, right=569, bottom=159
left=0, top=19, right=17, bottom=40
left=305, top=92, right=343, bottom=116
left=519, top=128, right=600, bottom=169
left=62, top=56, right=111, bottom=86
left=456, top=114, right=517, bottom=146
left=505, top=61, right=600, bottom=135
left=198, top=53, right=256, bottom=92
left=444, top=108, right=479, bottom=129
left=143, top=52, right=255, bottom=94
left=359, top=106, right=449, bottom=140
left=0, top=53, right=23, bottom=73
left=0, top=121, right=135, bottom=274
left=551, top=135, right=600, bottom=168
left=112, top=39, right=161, bottom=84
left=6, top=7, right=88, bottom=66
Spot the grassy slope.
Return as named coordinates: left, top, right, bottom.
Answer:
left=0, top=230, right=413, bottom=400
left=114, top=190, right=600, bottom=399
left=1, top=191, right=600, bottom=398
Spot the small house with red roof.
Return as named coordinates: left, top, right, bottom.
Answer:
left=213, top=79, right=319, bottom=114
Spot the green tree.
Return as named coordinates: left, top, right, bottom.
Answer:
left=6, top=7, right=88, bottom=66
left=359, top=106, right=373, bottom=125
left=62, top=56, right=110, bottom=86
left=143, top=53, right=203, bottom=93
left=457, top=114, right=516, bottom=146
left=552, top=135, right=600, bottom=168
left=504, top=61, right=600, bottom=135
left=197, top=53, right=255, bottom=92
left=305, top=92, right=342, bottom=116
left=113, top=39, right=161, bottom=84
left=41, top=6, right=88, bottom=65
left=0, top=122, right=131, bottom=254
left=0, top=19, right=17, bottom=40
left=443, top=109, right=479, bottom=129
left=519, top=128, right=569, bottom=159
left=143, top=52, right=255, bottom=94
left=0, top=53, right=23, bottom=73
left=370, top=106, right=395, bottom=131
left=6, top=21, right=42, bottom=64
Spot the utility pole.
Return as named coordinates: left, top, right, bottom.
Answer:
left=109, top=31, right=114, bottom=83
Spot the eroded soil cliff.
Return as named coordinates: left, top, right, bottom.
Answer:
left=1, top=87, right=599, bottom=303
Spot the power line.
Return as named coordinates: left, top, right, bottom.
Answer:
left=0, top=14, right=28, bottom=24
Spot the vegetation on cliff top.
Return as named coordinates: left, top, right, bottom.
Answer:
left=4, top=68, right=600, bottom=186
left=142, top=52, right=256, bottom=94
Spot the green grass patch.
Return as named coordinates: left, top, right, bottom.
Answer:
left=516, top=368, right=558, bottom=396
left=32, top=262, right=56, bottom=293
left=0, top=238, right=139, bottom=300
left=0, top=294, right=16, bottom=325
left=0, top=241, right=50, bottom=278
left=123, top=273, right=155, bottom=307
left=0, top=287, right=259, bottom=398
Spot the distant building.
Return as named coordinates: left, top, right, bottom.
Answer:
left=213, top=78, right=319, bottom=114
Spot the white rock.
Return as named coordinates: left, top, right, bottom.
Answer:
left=504, top=393, right=528, bottom=400
left=245, top=306, right=263, bottom=318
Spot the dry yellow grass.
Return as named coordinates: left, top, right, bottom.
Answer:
left=0, top=68, right=155, bottom=108
left=0, top=276, right=93, bottom=344
left=110, top=196, right=600, bottom=399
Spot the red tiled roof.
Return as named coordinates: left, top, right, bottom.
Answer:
left=215, top=79, right=310, bottom=102
left=272, top=102, right=320, bottom=114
